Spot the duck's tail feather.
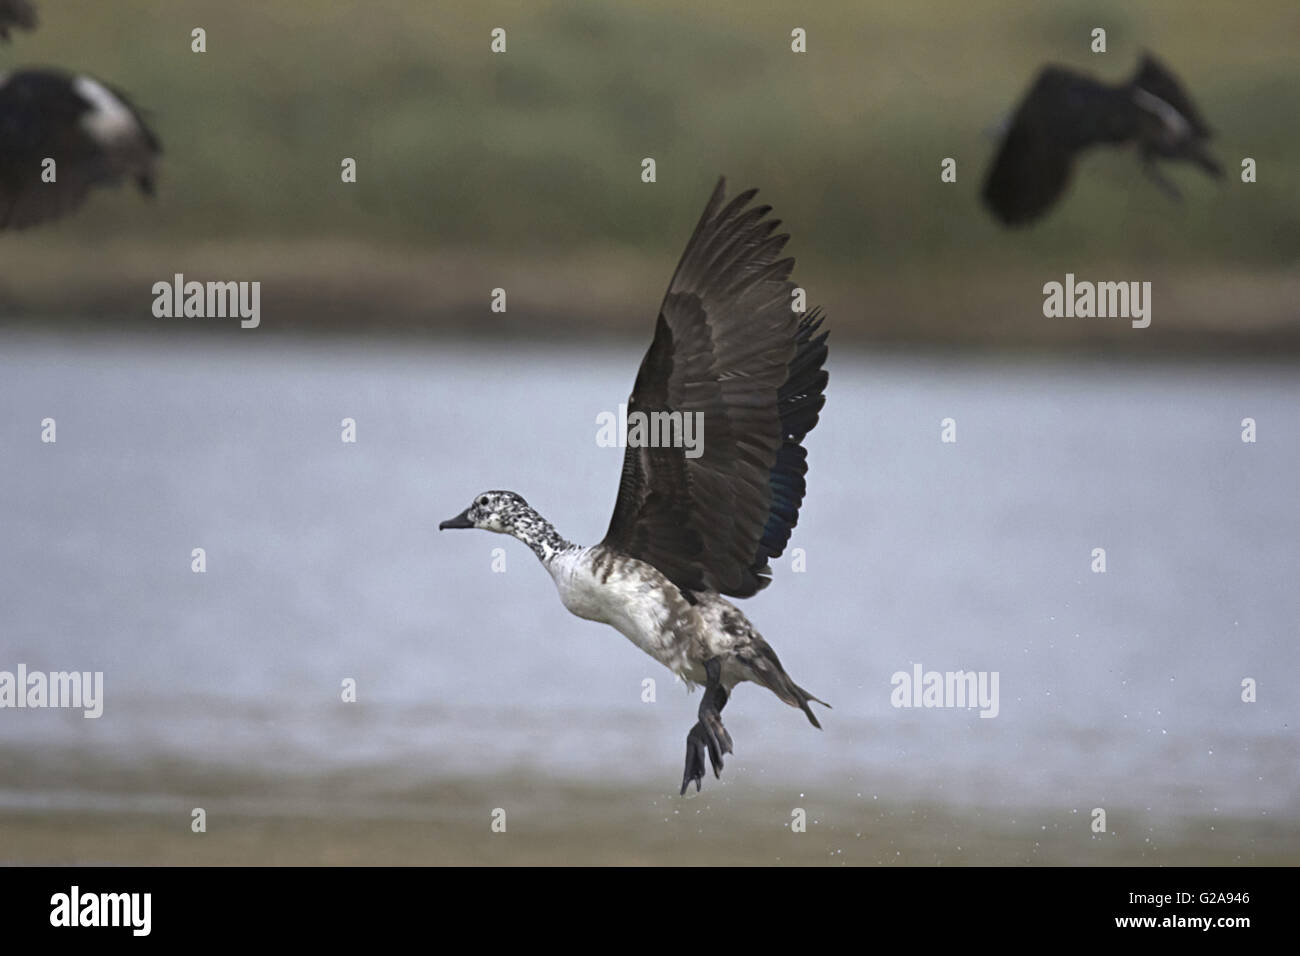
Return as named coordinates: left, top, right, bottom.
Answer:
left=740, top=638, right=829, bottom=729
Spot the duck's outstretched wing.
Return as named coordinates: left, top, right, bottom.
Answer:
left=981, top=66, right=1124, bottom=226
left=602, top=179, right=828, bottom=598
left=756, top=310, right=828, bottom=576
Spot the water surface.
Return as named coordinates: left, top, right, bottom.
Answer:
left=0, top=331, right=1296, bottom=841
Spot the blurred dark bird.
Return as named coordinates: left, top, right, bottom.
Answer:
left=982, top=53, right=1222, bottom=226
left=0, top=68, right=161, bottom=229
left=440, top=179, right=830, bottom=794
left=0, top=0, right=36, bottom=41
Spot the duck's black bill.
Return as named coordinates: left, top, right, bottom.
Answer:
left=439, top=509, right=474, bottom=530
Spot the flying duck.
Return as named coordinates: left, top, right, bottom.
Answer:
left=982, top=52, right=1222, bottom=225
left=0, top=0, right=36, bottom=41
left=0, top=68, right=161, bottom=230
left=441, top=179, right=830, bottom=793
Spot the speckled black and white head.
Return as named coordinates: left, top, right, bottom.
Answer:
left=440, top=490, right=574, bottom=561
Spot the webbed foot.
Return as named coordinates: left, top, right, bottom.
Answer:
left=679, top=658, right=732, bottom=794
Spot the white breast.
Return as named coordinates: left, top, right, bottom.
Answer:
left=547, top=547, right=699, bottom=681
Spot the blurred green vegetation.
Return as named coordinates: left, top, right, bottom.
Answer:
left=7, top=0, right=1296, bottom=259
left=1, top=0, right=1296, bottom=344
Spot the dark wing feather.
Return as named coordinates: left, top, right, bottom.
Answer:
left=604, top=314, right=710, bottom=592
left=603, top=179, right=826, bottom=598
left=982, top=66, right=1129, bottom=226
left=751, top=309, right=828, bottom=577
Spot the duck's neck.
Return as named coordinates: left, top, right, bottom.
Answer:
left=509, top=507, right=577, bottom=564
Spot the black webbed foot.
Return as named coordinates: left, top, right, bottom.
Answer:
left=679, top=658, right=733, bottom=795
left=681, top=722, right=710, bottom=794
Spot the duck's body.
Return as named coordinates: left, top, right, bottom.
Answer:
left=0, top=68, right=161, bottom=229
left=548, top=544, right=706, bottom=684
left=442, top=179, right=829, bottom=792
left=983, top=52, right=1222, bottom=225
left=545, top=541, right=821, bottom=715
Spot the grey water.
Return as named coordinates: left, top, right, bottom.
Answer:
left=0, top=330, right=1296, bottom=823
